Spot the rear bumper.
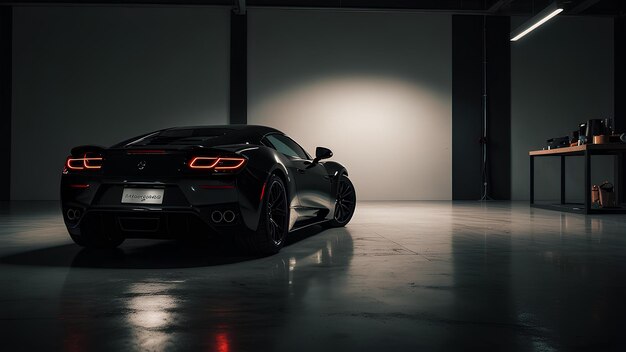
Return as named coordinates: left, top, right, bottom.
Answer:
left=60, top=178, right=264, bottom=240
left=65, top=205, right=247, bottom=239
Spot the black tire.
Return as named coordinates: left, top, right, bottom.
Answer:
left=237, top=175, right=289, bottom=255
left=326, top=174, right=356, bottom=228
left=69, top=233, right=124, bottom=249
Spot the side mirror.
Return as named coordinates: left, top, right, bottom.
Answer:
left=313, top=147, right=333, bottom=163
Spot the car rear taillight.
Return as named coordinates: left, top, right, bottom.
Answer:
left=189, top=156, right=246, bottom=172
left=189, top=157, right=219, bottom=169
left=65, top=153, right=103, bottom=171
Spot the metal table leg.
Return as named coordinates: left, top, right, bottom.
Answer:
left=530, top=155, right=535, bottom=205
left=616, top=152, right=624, bottom=205
left=560, top=155, right=566, bottom=204
left=584, top=151, right=591, bottom=213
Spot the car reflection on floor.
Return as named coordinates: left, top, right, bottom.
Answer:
left=56, top=226, right=354, bottom=351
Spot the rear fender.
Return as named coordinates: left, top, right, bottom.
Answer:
left=236, top=147, right=296, bottom=232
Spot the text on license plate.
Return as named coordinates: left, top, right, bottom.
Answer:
left=121, top=188, right=165, bottom=204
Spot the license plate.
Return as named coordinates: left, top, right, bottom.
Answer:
left=121, top=188, right=165, bottom=204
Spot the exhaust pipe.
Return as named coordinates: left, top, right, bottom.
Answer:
left=211, top=210, right=223, bottom=223
left=210, top=210, right=236, bottom=223
left=223, top=210, right=236, bottom=223
left=66, top=208, right=81, bottom=221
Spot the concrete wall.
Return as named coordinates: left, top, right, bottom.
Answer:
left=511, top=16, right=614, bottom=201
left=11, top=6, right=230, bottom=200
left=248, top=9, right=452, bottom=200
left=12, top=7, right=613, bottom=202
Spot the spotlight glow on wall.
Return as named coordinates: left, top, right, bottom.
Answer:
left=249, top=75, right=452, bottom=201
left=510, top=1, right=564, bottom=42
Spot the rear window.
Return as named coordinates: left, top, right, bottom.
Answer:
left=125, top=128, right=232, bottom=146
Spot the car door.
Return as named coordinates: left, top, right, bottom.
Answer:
left=263, top=134, right=332, bottom=216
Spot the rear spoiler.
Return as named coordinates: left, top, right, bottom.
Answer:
left=70, top=145, right=106, bottom=156
left=110, top=144, right=253, bottom=154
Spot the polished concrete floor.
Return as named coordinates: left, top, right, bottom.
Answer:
left=1, top=201, right=626, bottom=351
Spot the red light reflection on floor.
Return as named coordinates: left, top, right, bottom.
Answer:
left=215, top=332, right=230, bottom=352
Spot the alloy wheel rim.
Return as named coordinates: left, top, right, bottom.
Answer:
left=267, top=180, right=287, bottom=245
left=335, top=177, right=356, bottom=223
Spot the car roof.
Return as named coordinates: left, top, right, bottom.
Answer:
left=168, top=124, right=281, bottom=137
left=114, top=124, right=284, bottom=148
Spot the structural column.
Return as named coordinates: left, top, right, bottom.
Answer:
left=452, top=15, right=511, bottom=200
left=229, top=11, right=247, bottom=124
left=485, top=15, right=511, bottom=200
left=452, top=15, right=484, bottom=200
left=0, top=6, right=12, bottom=201
left=616, top=16, right=626, bottom=202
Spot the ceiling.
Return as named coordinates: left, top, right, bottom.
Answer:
left=0, top=0, right=623, bottom=17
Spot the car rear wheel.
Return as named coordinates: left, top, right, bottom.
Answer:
left=237, top=175, right=289, bottom=255
left=327, top=174, right=356, bottom=228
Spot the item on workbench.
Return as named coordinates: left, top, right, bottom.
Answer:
left=599, top=181, right=617, bottom=208
left=593, top=135, right=610, bottom=144
left=579, top=123, right=588, bottom=145
left=604, top=118, right=614, bottom=135
left=591, top=185, right=600, bottom=208
left=586, top=119, right=604, bottom=142
left=621, top=133, right=626, bottom=143
left=570, top=130, right=579, bottom=145
left=546, top=136, right=570, bottom=150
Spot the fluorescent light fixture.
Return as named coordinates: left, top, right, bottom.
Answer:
left=510, top=1, right=564, bottom=42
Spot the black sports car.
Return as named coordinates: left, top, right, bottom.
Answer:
left=61, top=125, right=356, bottom=254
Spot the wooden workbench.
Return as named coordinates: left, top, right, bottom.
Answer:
left=529, top=143, right=626, bottom=214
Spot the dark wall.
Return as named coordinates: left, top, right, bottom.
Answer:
left=511, top=16, right=614, bottom=201
left=452, top=16, right=483, bottom=200
left=616, top=18, right=625, bottom=133
left=11, top=6, right=230, bottom=200
left=0, top=7, right=11, bottom=201
left=486, top=16, right=511, bottom=200
left=617, top=16, right=626, bottom=201
left=452, top=15, right=511, bottom=200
